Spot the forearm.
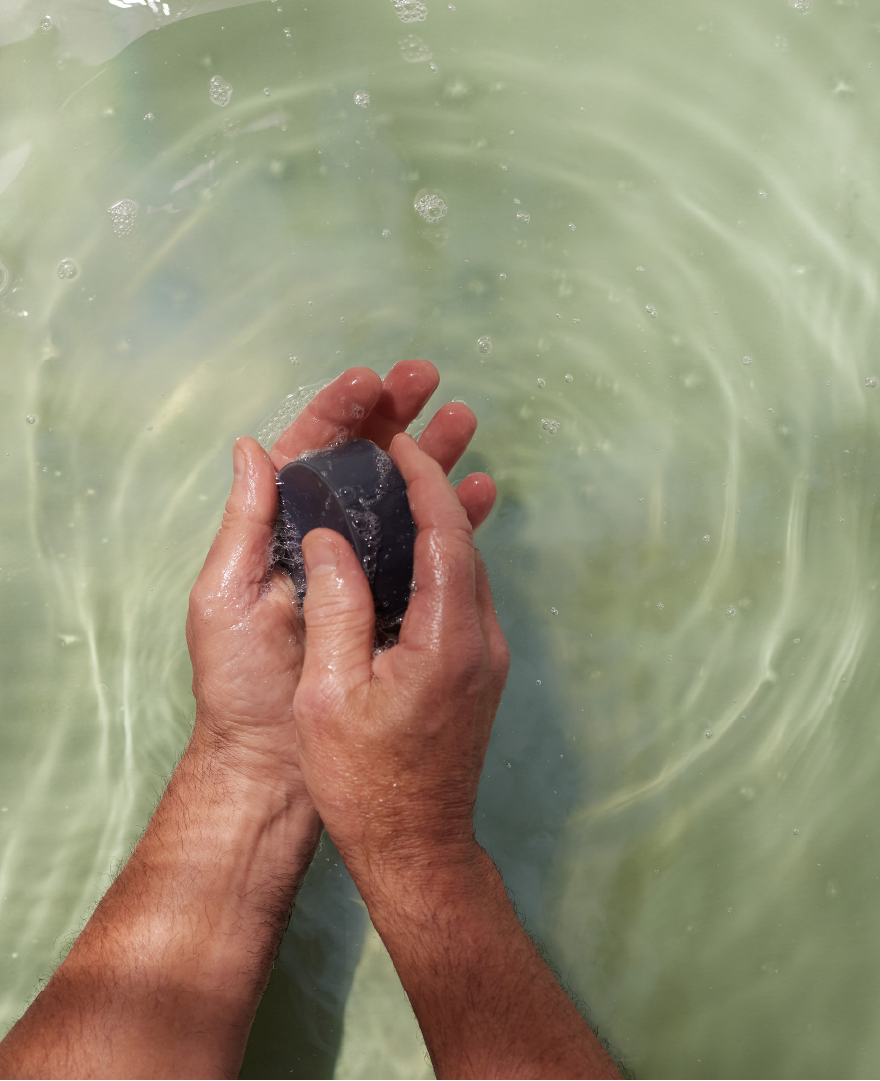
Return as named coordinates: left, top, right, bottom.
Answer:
left=356, top=844, right=620, bottom=1081
left=0, top=723, right=321, bottom=1081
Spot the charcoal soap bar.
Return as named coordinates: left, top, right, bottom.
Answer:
left=275, top=438, right=416, bottom=630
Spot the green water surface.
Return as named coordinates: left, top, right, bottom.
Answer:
left=2, top=0, right=880, bottom=1076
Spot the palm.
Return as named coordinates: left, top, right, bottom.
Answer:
left=186, top=360, right=496, bottom=788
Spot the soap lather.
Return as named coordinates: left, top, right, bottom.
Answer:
left=275, top=438, right=416, bottom=633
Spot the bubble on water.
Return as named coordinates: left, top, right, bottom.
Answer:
left=144, top=112, right=155, bottom=120
left=635, top=265, right=645, bottom=272
left=39, top=14, right=52, bottom=30
left=399, top=33, right=432, bottom=62
left=209, top=76, right=233, bottom=106
left=742, top=355, right=753, bottom=365
left=550, top=607, right=559, bottom=615
left=726, top=606, right=736, bottom=619
left=256, top=379, right=335, bottom=449
left=573, top=317, right=580, bottom=324
left=537, top=378, right=546, bottom=388
left=57, top=259, right=78, bottom=280
left=568, top=222, right=576, bottom=230
left=353, top=91, right=371, bottom=109
left=536, top=679, right=541, bottom=685
left=758, top=189, right=769, bottom=198
left=516, top=211, right=530, bottom=223
left=789, top=0, right=811, bottom=11
left=289, top=354, right=298, bottom=364
left=263, top=87, right=271, bottom=96
left=382, top=228, right=391, bottom=237
left=646, top=305, right=658, bottom=318
left=541, top=418, right=560, bottom=433
left=414, top=189, right=447, bottom=221
left=703, top=534, right=711, bottom=543
left=283, top=26, right=292, bottom=36
left=26, top=415, right=36, bottom=424
left=793, top=828, right=800, bottom=835
left=393, top=0, right=427, bottom=21
left=0, top=259, right=8, bottom=293
left=499, top=272, right=507, bottom=279
left=477, top=336, right=493, bottom=355
left=706, top=731, right=713, bottom=738
left=108, top=199, right=138, bottom=237
left=867, top=376, right=878, bottom=388
left=793, top=637, right=801, bottom=644
left=656, top=602, right=664, bottom=610
left=565, top=373, right=573, bottom=383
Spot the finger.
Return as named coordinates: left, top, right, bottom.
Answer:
left=416, top=402, right=477, bottom=475
left=455, top=472, right=497, bottom=530
left=389, top=433, right=477, bottom=642
left=193, top=437, right=279, bottom=608
left=359, top=359, right=440, bottom=449
left=269, top=368, right=383, bottom=469
left=299, top=529, right=375, bottom=696
left=474, top=549, right=511, bottom=707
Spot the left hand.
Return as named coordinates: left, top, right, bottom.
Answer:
left=185, top=360, right=496, bottom=801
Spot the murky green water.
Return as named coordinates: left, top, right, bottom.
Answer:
left=3, top=0, right=880, bottom=1076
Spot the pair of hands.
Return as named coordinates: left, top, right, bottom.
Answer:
left=186, top=360, right=510, bottom=880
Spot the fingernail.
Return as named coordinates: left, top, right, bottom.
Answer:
left=233, top=439, right=246, bottom=481
left=304, top=534, right=338, bottom=574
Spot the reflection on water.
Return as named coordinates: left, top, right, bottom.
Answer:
left=3, top=0, right=880, bottom=1076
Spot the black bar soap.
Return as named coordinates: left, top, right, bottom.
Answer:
left=275, top=438, right=416, bottom=631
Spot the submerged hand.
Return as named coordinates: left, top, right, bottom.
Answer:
left=186, top=360, right=496, bottom=796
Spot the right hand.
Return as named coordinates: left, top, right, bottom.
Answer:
left=292, top=433, right=511, bottom=884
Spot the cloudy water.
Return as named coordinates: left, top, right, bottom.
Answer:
left=2, top=0, right=880, bottom=1076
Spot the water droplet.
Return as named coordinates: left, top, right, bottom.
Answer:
left=283, top=26, right=292, bottom=37
left=393, top=0, right=428, bottom=22
left=413, top=189, right=447, bottom=221
left=26, top=415, right=36, bottom=424
left=499, top=272, right=507, bottom=279
left=57, top=258, right=78, bottom=280
left=706, top=731, right=713, bottom=738
left=867, top=376, right=878, bottom=388
left=208, top=75, right=233, bottom=107
left=516, top=211, right=530, bottom=223
left=656, top=602, right=664, bottom=610
left=39, top=14, right=52, bottom=30
left=541, top=418, right=560, bottom=433
left=536, top=378, right=546, bottom=388
left=399, top=33, right=432, bottom=62
left=726, top=606, right=736, bottom=619
left=636, top=265, right=645, bottom=272
left=703, top=534, right=711, bottom=543
left=793, top=637, right=801, bottom=644
left=144, top=112, right=155, bottom=120
left=477, top=336, right=493, bottom=355
left=646, top=305, right=658, bottom=318
left=381, top=228, right=391, bottom=237
left=568, top=222, right=576, bottom=231
left=354, top=90, right=370, bottom=107
left=758, top=189, right=769, bottom=198
left=108, top=199, right=138, bottom=237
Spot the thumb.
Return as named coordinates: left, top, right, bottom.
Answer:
left=197, top=437, right=279, bottom=600
left=300, top=529, right=375, bottom=695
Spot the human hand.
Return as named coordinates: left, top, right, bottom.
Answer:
left=186, top=361, right=496, bottom=800
left=292, top=433, right=510, bottom=884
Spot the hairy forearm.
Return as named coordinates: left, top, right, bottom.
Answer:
left=0, top=724, right=321, bottom=1081
left=357, top=844, right=620, bottom=1081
